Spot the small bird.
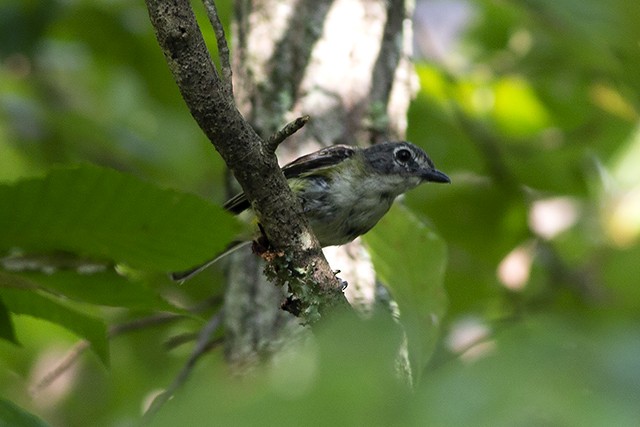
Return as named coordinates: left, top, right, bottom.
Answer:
left=171, top=141, right=450, bottom=281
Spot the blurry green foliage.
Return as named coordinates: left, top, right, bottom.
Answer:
left=0, top=398, right=50, bottom=427
left=150, top=312, right=409, bottom=427
left=0, top=279, right=109, bottom=365
left=365, top=205, right=447, bottom=383
left=0, top=164, right=241, bottom=271
left=1, top=0, right=640, bottom=425
left=411, top=314, right=640, bottom=426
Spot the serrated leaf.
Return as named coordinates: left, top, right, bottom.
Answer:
left=0, top=164, right=242, bottom=271
left=364, top=205, right=448, bottom=382
left=0, top=274, right=108, bottom=365
left=0, top=399, right=50, bottom=427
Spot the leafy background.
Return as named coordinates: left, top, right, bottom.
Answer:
left=2, top=0, right=640, bottom=425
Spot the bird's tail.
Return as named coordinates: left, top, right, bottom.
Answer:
left=170, top=240, right=252, bottom=282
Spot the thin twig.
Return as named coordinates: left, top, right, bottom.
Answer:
left=143, top=311, right=224, bottom=421
left=163, top=332, right=199, bottom=350
left=30, top=312, right=184, bottom=394
left=31, top=295, right=223, bottom=394
left=109, top=312, right=184, bottom=336
left=29, top=340, right=91, bottom=395
left=203, top=0, right=233, bottom=96
left=266, top=115, right=310, bottom=153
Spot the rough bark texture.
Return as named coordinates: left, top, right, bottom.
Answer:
left=226, top=0, right=417, bottom=367
left=145, top=0, right=348, bottom=331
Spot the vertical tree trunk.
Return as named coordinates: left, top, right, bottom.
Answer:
left=224, top=0, right=417, bottom=368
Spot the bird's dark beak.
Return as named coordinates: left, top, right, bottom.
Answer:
left=423, top=168, right=451, bottom=184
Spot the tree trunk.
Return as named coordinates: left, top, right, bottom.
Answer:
left=225, top=0, right=417, bottom=368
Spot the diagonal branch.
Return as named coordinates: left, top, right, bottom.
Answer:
left=31, top=312, right=185, bottom=394
left=144, top=0, right=348, bottom=318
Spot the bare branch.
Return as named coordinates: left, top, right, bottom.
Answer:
left=31, top=312, right=183, bottom=394
left=109, top=312, right=183, bottom=336
left=163, top=332, right=198, bottom=350
left=266, top=115, right=310, bottom=153
left=30, top=340, right=90, bottom=395
left=202, top=0, right=233, bottom=96
left=31, top=296, right=223, bottom=394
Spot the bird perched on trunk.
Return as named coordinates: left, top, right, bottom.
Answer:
left=172, top=141, right=450, bottom=281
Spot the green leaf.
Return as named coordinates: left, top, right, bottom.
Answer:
left=491, top=76, right=550, bottom=137
left=0, top=164, right=242, bottom=271
left=364, top=205, right=448, bottom=382
left=0, top=399, right=50, bottom=427
left=0, top=274, right=108, bottom=365
left=150, top=311, right=409, bottom=427
left=0, top=297, right=18, bottom=345
left=15, top=270, right=175, bottom=311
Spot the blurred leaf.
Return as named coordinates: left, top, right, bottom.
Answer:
left=0, top=1, right=58, bottom=57
left=0, top=297, right=18, bottom=345
left=0, top=398, right=50, bottom=427
left=522, top=0, right=631, bottom=76
left=491, top=76, right=550, bottom=137
left=0, top=274, right=108, bottom=365
left=410, top=65, right=483, bottom=174
left=409, top=315, right=640, bottom=426
left=0, top=140, right=34, bottom=183
left=602, top=244, right=640, bottom=311
left=504, top=144, right=590, bottom=195
left=408, top=179, right=527, bottom=264
left=14, top=269, right=175, bottom=311
left=0, top=164, right=241, bottom=271
left=364, top=205, right=448, bottom=382
left=150, top=312, right=409, bottom=427
left=406, top=177, right=528, bottom=320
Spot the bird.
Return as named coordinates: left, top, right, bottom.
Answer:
left=171, top=141, right=450, bottom=281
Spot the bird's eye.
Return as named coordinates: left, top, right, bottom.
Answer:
left=394, top=148, right=413, bottom=164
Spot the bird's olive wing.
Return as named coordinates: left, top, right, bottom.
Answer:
left=282, top=144, right=356, bottom=179
left=223, top=145, right=356, bottom=214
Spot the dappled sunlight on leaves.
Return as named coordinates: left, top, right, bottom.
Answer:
left=497, top=240, right=535, bottom=291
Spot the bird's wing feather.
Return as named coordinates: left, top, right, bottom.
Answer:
left=282, top=144, right=356, bottom=179
left=223, top=145, right=356, bottom=214
left=223, top=191, right=251, bottom=214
